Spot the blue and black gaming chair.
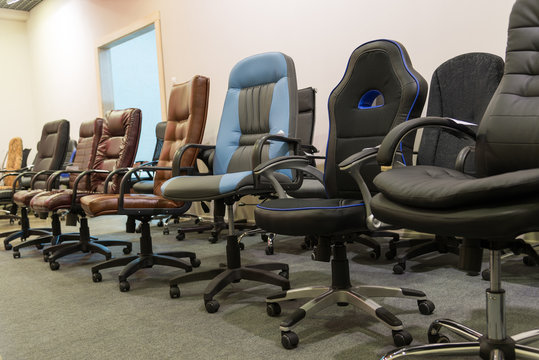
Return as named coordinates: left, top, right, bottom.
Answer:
left=161, top=52, right=301, bottom=313
left=253, top=40, right=433, bottom=349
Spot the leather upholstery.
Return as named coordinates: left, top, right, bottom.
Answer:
left=91, top=109, right=141, bottom=193
left=325, top=40, right=427, bottom=198
left=1, top=137, right=23, bottom=187
left=81, top=76, right=209, bottom=217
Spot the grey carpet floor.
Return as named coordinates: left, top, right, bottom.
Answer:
left=0, top=216, right=538, bottom=360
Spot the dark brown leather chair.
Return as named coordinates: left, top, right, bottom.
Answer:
left=39, top=108, right=141, bottom=270
left=12, top=118, right=104, bottom=258
left=80, top=75, right=209, bottom=292
left=2, top=120, right=70, bottom=250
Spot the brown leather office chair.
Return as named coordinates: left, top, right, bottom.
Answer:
left=13, top=118, right=104, bottom=258
left=80, top=75, right=209, bottom=292
left=37, top=109, right=141, bottom=270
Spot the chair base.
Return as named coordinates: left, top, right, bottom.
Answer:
left=91, top=217, right=198, bottom=292
left=2, top=207, right=51, bottom=250
left=169, top=234, right=290, bottom=313
left=265, top=241, right=433, bottom=349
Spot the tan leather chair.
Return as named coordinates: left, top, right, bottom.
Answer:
left=80, top=75, right=209, bottom=292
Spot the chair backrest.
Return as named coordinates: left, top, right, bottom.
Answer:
left=153, top=75, right=210, bottom=196
left=417, top=53, right=504, bottom=172
left=91, top=108, right=141, bottom=193
left=3, top=137, right=23, bottom=187
left=21, top=148, right=30, bottom=169
left=152, top=121, right=168, bottom=162
left=213, top=52, right=298, bottom=175
left=477, top=0, right=539, bottom=177
left=297, top=87, right=316, bottom=148
left=32, top=119, right=70, bottom=189
left=326, top=40, right=427, bottom=198
left=68, top=118, right=103, bottom=190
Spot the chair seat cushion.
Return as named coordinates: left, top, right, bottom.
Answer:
left=13, top=189, right=45, bottom=207
left=80, top=193, right=181, bottom=217
left=255, top=198, right=365, bottom=236
left=30, top=190, right=91, bottom=213
left=374, top=165, right=539, bottom=209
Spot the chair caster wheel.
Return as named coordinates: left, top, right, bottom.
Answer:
left=265, top=246, right=274, bottom=255
left=176, top=232, right=185, bottom=241
left=428, top=324, right=450, bottom=344
left=417, top=300, right=435, bottom=315
left=170, top=285, right=180, bottom=299
left=481, top=268, right=490, bottom=281
left=4, top=243, right=12, bottom=251
left=369, top=250, right=380, bottom=260
left=278, top=270, right=289, bottom=279
left=208, top=235, right=218, bottom=244
left=523, top=255, right=537, bottom=266
left=92, top=272, right=102, bottom=283
left=163, top=228, right=170, bottom=235
left=36, top=244, right=44, bottom=250
left=13, top=251, right=20, bottom=259
left=385, top=250, right=397, bottom=260
left=123, top=246, right=132, bottom=255
left=281, top=331, right=299, bottom=349
left=205, top=300, right=220, bottom=313
left=393, top=263, right=405, bottom=274
left=157, top=220, right=164, bottom=227
left=266, top=302, right=281, bottom=317
left=239, top=242, right=245, bottom=250
left=392, top=330, right=413, bottom=347
left=190, top=258, right=201, bottom=267
left=49, top=261, right=60, bottom=271
left=119, top=280, right=130, bottom=292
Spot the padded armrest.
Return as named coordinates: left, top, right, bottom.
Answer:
left=377, top=117, right=477, bottom=166
left=172, top=144, right=215, bottom=177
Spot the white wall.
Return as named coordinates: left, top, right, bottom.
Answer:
left=23, top=0, right=514, bottom=153
left=0, top=10, right=35, bottom=162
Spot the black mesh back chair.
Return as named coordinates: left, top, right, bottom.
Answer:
left=387, top=52, right=504, bottom=274
left=371, top=1, right=539, bottom=358
left=253, top=40, right=432, bottom=349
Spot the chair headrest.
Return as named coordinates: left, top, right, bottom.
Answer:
left=229, top=52, right=291, bottom=89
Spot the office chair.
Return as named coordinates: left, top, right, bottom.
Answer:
left=253, top=40, right=432, bottom=349
left=1, top=120, right=70, bottom=250
left=80, top=75, right=210, bottom=292
left=371, top=1, right=539, bottom=358
left=37, top=109, right=141, bottom=270
left=13, top=118, right=103, bottom=258
left=131, top=121, right=167, bottom=195
left=386, top=52, right=504, bottom=274
left=0, top=137, right=23, bottom=222
left=162, top=52, right=300, bottom=313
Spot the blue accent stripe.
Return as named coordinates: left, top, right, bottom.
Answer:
left=256, top=203, right=364, bottom=212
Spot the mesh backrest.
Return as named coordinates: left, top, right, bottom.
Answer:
left=32, top=119, right=70, bottom=189
left=418, top=53, right=504, bottom=172
left=68, top=118, right=103, bottom=190
left=476, top=0, right=539, bottom=176
left=213, top=52, right=298, bottom=175
left=153, top=75, right=210, bottom=196
left=91, top=108, right=141, bottom=193
left=326, top=40, right=427, bottom=198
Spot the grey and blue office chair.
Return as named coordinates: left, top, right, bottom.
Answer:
left=372, top=0, right=539, bottom=358
left=162, top=52, right=300, bottom=313
left=253, top=40, right=433, bottom=349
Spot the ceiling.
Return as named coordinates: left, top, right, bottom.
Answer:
left=0, top=0, right=43, bottom=12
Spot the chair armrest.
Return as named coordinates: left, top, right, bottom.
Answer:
left=455, top=145, right=476, bottom=173
left=30, top=169, right=56, bottom=189
left=251, top=134, right=302, bottom=169
left=253, top=155, right=324, bottom=198
left=103, top=168, right=132, bottom=194
left=377, top=116, right=477, bottom=166
left=11, top=171, right=37, bottom=191
left=71, top=169, right=111, bottom=207
left=172, top=144, right=215, bottom=177
left=46, top=169, right=85, bottom=191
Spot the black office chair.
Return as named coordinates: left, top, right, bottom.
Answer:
left=386, top=52, right=504, bottom=274
left=161, top=52, right=301, bottom=313
left=371, top=1, right=539, bottom=358
left=254, top=40, right=433, bottom=349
